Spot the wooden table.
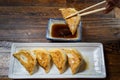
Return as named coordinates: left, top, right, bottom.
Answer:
left=0, top=0, right=120, bottom=80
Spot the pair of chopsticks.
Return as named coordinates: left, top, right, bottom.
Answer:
left=66, top=0, right=106, bottom=19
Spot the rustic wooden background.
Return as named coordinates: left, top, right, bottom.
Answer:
left=0, top=0, right=120, bottom=80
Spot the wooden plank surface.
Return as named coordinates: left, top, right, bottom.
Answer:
left=0, top=0, right=103, bottom=6
left=0, top=0, right=120, bottom=80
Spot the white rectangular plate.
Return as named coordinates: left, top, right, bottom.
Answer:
left=9, top=43, right=106, bottom=79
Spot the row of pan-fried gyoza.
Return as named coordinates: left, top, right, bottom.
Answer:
left=13, top=48, right=83, bottom=75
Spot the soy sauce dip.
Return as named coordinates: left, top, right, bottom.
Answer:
left=51, top=24, right=77, bottom=38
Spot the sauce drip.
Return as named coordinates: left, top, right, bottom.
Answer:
left=51, top=24, right=77, bottom=38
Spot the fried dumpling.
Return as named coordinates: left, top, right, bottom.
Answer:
left=59, top=8, right=81, bottom=35
left=49, top=48, right=67, bottom=74
left=13, top=49, right=37, bottom=75
left=33, top=48, right=51, bottom=73
left=62, top=48, right=83, bottom=74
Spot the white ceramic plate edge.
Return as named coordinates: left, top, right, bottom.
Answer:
left=8, top=43, right=106, bottom=79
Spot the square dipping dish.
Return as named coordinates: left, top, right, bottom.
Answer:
left=46, top=18, right=82, bottom=41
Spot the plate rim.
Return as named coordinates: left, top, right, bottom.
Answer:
left=9, top=42, right=106, bottom=79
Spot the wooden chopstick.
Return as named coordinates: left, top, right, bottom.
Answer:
left=79, top=7, right=106, bottom=16
left=65, top=0, right=106, bottom=19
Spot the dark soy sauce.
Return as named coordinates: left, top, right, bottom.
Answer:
left=51, top=24, right=77, bottom=38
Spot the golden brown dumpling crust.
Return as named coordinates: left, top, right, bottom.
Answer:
left=62, top=48, right=83, bottom=74
left=49, top=48, right=67, bottom=74
left=13, top=49, right=36, bottom=75
left=59, top=8, right=81, bottom=35
left=33, top=48, right=51, bottom=73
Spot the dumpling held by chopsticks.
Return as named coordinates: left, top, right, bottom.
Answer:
left=59, top=8, right=81, bottom=35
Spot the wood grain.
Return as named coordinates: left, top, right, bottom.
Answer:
left=0, top=0, right=120, bottom=80
left=0, top=0, right=103, bottom=6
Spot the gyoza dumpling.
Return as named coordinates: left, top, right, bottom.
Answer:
left=59, top=8, right=81, bottom=35
left=33, top=48, right=51, bottom=73
left=49, top=48, right=67, bottom=74
left=62, top=48, right=83, bottom=74
left=13, top=49, right=37, bottom=75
